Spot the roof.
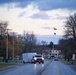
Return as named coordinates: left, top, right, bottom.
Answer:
left=45, top=48, right=58, bottom=50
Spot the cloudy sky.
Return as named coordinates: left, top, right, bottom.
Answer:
left=0, top=0, right=76, bottom=44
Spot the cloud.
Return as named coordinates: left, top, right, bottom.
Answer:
left=18, top=11, right=26, bottom=17
left=31, top=11, right=49, bottom=19
left=0, top=0, right=76, bottom=44
left=0, top=2, right=76, bottom=35
left=34, top=0, right=76, bottom=10
left=0, top=0, right=35, bottom=9
left=0, top=0, right=76, bottom=11
left=0, top=0, right=32, bottom=5
left=42, top=27, right=51, bottom=29
left=46, top=9, right=71, bottom=21
left=18, top=3, right=39, bottom=18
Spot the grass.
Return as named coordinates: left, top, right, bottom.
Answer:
left=0, top=61, right=17, bottom=69
left=0, top=64, right=14, bottom=71
left=0, top=64, right=17, bottom=71
left=71, top=60, right=76, bottom=65
left=60, top=58, right=76, bottom=65
left=0, top=60, right=23, bottom=70
left=0, top=59, right=3, bottom=62
left=0, top=64, right=10, bottom=68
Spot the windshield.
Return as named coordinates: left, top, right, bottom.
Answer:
left=35, top=55, right=42, bottom=57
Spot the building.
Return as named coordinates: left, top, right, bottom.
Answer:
left=43, top=48, right=61, bottom=58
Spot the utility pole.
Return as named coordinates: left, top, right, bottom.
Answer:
left=6, top=29, right=12, bottom=61
left=6, top=29, right=8, bottom=60
left=12, top=32, right=14, bottom=60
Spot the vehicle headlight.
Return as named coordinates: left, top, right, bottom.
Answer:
left=42, top=57, right=44, bottom=60
left=34, top=57, right=37, bottom=60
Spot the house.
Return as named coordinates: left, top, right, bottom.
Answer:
left=43, top=48, right=61, bottom=58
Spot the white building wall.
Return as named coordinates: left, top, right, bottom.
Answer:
left=51, top=50, right=60, bottom=57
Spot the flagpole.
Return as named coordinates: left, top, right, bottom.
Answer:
left=53, top=33, right=54, bottom=50
left=53, top=28, right=57, bottom=50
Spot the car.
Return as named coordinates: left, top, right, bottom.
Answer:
left=54, top=58, right=59, bottom=61
left=32, top=54, right=44, bottom=64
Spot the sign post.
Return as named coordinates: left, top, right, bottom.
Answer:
left=72, top=54, right=75, bottom=60
left=72, top=54, right=75, bottom=64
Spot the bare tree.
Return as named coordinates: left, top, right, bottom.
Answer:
left=0, top=21, right=8, bottom=61
left=14, top=34, right=23, bottom=59
left=0, top=21, right=8, bottom=35
left=59, top=13, right=76, bottom=60
left=65, top=13, right=76, bottom=42
left=59, top=38, right=76, bottom=61
left=23, top=31, right=37, bottom=53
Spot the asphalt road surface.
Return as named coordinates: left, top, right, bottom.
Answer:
left=42, top=60, right=76, bottom=75
left=0, top=60, right=76, bottom=75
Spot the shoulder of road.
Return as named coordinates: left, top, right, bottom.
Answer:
left=0, top=62, right=24, bottom=71
left=60, top=59, right=76, bottom=71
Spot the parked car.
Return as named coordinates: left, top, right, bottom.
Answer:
left=31, top=54, right=44, bottom=64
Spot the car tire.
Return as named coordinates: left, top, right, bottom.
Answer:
left=23, top=61, right=25, bottom=64
left=42, top=61, right=44, bottom=64
left=34, top=61, right=36, bottom=64
left=39, top=62, right=41, bottom=64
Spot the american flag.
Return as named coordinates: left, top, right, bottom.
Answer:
left=54, top=33, right=56, bottom=35
left=53, top=28, right=57, bottom=30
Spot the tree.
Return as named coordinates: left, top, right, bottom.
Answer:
left=65, top=13, right=76, bottom=43
left=23, top=31, right=37, bottom=53
left=0, top=21, right=8, bottom=35
left=60, top=13, right=76, bottom=61
left=48, top=41, right=54, bottom=48
left=59, top=38, right=76, bottom=61
left=15, top=35, right=23, bottom=57
left=0, top=21, right=8, bottom=60
left=8, top=34, right=23, bottom=59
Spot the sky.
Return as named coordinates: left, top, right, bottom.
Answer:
left=0, top=0, right=76, bottom=44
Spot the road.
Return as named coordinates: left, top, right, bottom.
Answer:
left=42, top=60, right=76, bottom=75
left=0, top=60, right=76, bottom=75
